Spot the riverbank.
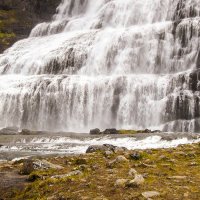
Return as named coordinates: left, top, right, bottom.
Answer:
left=1, top=142, right=200, bottom=200
left=0, top=131, right=200, bottom=161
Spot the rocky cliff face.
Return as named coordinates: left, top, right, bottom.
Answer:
left=0, top=0, right=61, bottom=53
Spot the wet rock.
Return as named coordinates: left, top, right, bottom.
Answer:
left=0, top=127, right=19, bottom=135
left=142, top=191, right=160, bottom=199
left=86, top=144, right=117, bottom=153
left=90, top=128, right=101, bottom=135
left=103, top=129, right=119, bottom=135
left=115, top=179, right=129, bottom=188
left=20, top=129, right=46, bottom=135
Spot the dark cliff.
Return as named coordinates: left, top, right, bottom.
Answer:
left=0, top=0, right=61, bottom=53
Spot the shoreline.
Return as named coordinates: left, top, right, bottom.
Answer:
left=0, top=131, right=200, bottom=161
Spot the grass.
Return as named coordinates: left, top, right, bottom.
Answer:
left=1, top=143, right=200, bottom=199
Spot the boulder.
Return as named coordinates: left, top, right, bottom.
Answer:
left=115, top=155, right=128, bottom=163
left=0, top=127, right=19, bottom=135
left=103, top=129, right=119, bottom=135
left=114, top=147, right=128, bottom=153
left=115, top=179, right=129, bottom=188
left=20, top=129, right=45, bottom=135
left=128, top=168, right=138, bottom=177
left=107, top=155, right=129, bottom=168
left=90, top=128, right=101, bottom=135
left=33, top=159, right=64, bottom=170
left=104, top=150, right=113, bottom=157
left=86, top=144, right=117, bottom=153
left=126, top=174, right=144, bottom=187
left=19, top=159, right=34, bottom=175
left=19, top=159, right=63, bottom=175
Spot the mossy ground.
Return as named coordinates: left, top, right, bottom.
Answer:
left=0, top=10, right=16, bottom=50
left=1, top=143, right=200, bottom=200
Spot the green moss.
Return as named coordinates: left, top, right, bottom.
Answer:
left=0, top=32, right=15, bottom=39
left=118, top=129, right=138, bottom=134
left=2, top=143, right=200, bottom=200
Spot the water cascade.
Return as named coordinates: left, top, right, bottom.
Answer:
left=0, top=0, right=200, bottom=132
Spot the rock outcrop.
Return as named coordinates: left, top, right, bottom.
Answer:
left=0, top=0, right=61, bottom=53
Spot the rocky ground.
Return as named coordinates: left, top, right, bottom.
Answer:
left=0, top=142, right=200, bottom=200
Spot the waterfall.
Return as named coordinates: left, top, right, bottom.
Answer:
left=0, top=0, right=200, bottom=132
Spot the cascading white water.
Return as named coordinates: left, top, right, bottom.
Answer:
left=0, top=0, right=200, bottom=132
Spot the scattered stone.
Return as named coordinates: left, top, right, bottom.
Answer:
left=188, top=162, right=198, bottom=166
left=77, top=164, right=88, bottom=171
left=160, top=164, right=171, bottom=167
left=168, top=176, right=187, bottom=180
left=107, top=155, right=128, bottom=168
left=104, top=150, right=113, bottom=156
left=142, top=191, right=160, bottom=199
left=174, top=151, right=186, bottom=156
left=183, top=192, right=189, bottom=198
left=51, top=170, right=82, bottom=179
left=115, top=155, right=128, bottom=163
left=129, top=152, right=142, bottom=160
left=139, top=163, right=157, bottom=168
left=115, top=179, right=129, bottom=187
left=90, top=128, right=101, bottom=135
left=158, top=155, right=168, bottom=161
left=114, top=147, right=128, bottom=153
left=126, top=174, right=144, bottom=187
left=91, top=164, right=99, bottom=170
left=94, top=197, right=108, bottom=200
left=128, top=168, right=137, bottom=177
